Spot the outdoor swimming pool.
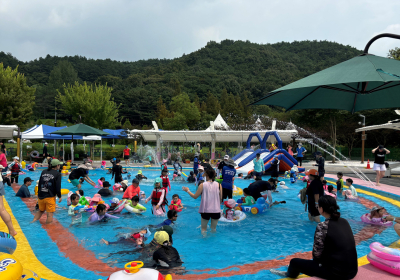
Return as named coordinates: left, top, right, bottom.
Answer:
left=6, top=168, right=400, bottom=280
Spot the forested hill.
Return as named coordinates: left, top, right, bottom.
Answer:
left=0, top=40, right=361, bottom=125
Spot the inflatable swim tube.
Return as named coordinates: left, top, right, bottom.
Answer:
left=109, top=199, right=126, bottom=214
left=370, top=242, right=400, bottom=261
left=30, top=150, right=39, bottom=158
left=125, top=203, right=146, bottom=213
left=368, top=251, right=400, bottom=276
left=143, top=165, right=151, bottom=168
left=219, top=210, right=246, bottom=223
left=0, top=253, right=23, bottom=279
left=0, top=231, right=17, bottom=254
left=361, top=213, right=393, bottom=226
left=236, top=197, right=270, bottom=215
left=233, top=186, right=243, bottom=196
left=108, top=261, right=172, bottom=280
left=61, top=189, right=69, bottom=195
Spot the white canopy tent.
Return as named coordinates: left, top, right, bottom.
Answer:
left=355, top=120, right=400, bottom=132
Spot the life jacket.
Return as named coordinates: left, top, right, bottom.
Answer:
left=161, top=175, right=169, bottom=189
left=11, top=163, right=20, bottom=173
left=151, top=188, right=168, bottom=213
left=169, top=199, right=182, bottom=212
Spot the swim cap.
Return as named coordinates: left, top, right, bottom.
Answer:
left=138, top=170, right=142, bottom=174
left=154, top=231, right=169, bottom=245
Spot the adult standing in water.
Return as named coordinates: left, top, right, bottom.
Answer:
left=372, top=145, right=390, bottom=186
left=294, top=143, right=306, bottom=167
left=253, top=153, right=265, bottom=179
left=0, top=164, right=17, bottom=236
left=32, top=159, right=62, bottom=224
left=123, top=145, right=131, bottom=166
left=306, top=169, right=324, bottom=222
left=111, top=158, right=123, bottom=184
left=314, top=152, right=325, bottom=181
left=221, top=159, right=236, bottom=199
left=271, top=196, right=358, bottom=279
left=183, top=169, right=222, bottom=236
left=270, top=155, right=280, bottom=178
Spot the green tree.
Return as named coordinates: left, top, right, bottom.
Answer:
left=37, top=60, right=79, bottom=119
left=193, top=93, right=200, bottom=109
left=388, top=47, right=400, bottom=60
left=220, top=88, right=229, bottom=113
left=122, top=119, right=133, bottom=129
left=57, top=82, right=119, bottom=128
left=0, top=63, right=35, bottom=127
left=164, top=93, right=200, bottom=129
left=156, top=96, right=171, bottom=128
left=206, top=91, right=221, bottom=116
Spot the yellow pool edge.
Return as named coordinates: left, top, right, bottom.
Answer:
left=0, top=198, right=74, bottom=280
left=278, top=179, right=400, bottom=279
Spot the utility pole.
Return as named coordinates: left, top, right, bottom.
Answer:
left=359, top=115, right=366, bottom=163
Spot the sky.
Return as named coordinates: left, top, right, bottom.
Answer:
left=1, top=0, right=400, bottom=62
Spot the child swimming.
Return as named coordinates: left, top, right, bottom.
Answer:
left=154, top=210, right=178, bottom=227
left=325, top=185, right=337, bottom=199
left=68, top=194, right=87, bottom=224
left=101, top=228, right=151, bottom=247
left=89, top=204, right=119, bottom=224
left=187, top=171, right=196, bottom=183
left=126, top=196, right=146, bottom=213
left=96, top=177, right=105, bottom=188
left=135, top=170, right=148, bottom=181
left=342, top=178, right=358, bottom=199
left=169, top=194, right=183, bottom=212
left=139, top=191, right=146, bottom=202
left=108, top=198, right=120, bottom=212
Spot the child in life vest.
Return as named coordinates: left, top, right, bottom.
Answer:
left=145, top=177, right=168, bottom=216
left=96, top=177, right=105, bottom=189
left=101, top=228, right=151, bottom=247
left=222, top=199, right=237, bottom=221
left=322, top=180, right=328, bottom=191
left=169, top=194, right=183, bottom=212
left=325, top=185, right=337, bottom=199
left=160, top=169, right=171, bottom=194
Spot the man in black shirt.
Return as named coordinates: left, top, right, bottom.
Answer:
left=306, top=169, right=324, bottom=222
left=247, top=177, right=274, bottom=201
left=97, top=181, right=113, bottom=197
left=218, top=155, right=229, bottom=178
left=32, top=159, right=62, bottom=224
left=372, top=145, right=390, bottom=186
left=69, top=164, right=96, bottom=189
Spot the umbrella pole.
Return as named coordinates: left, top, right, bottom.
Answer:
left=101, top=138, right=102, bottom=164
left=63, top=139, right=65, bottom=162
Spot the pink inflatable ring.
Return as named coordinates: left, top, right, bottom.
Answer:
left=368, top=242, right=400, bottom=276
left=360, top=213, right=393, bottom=226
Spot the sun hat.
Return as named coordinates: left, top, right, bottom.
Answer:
left=13, top=156, right=19, bottom=160
left=109, top=198, right=120, bottom=204
left=103, top=181, right=111, bottom=188
left=50, top=159, right=62, bottom=166
left=197, top=165, right=204, bottom=170
left=154, top=231, right=170, bottom=245
left=224, top=199, right=236, bottom=209
left=371, top=206, right=384, bottom=212
left=224, top=155, right=229, bottom=160
left=138, top=170, right=142, bottom=174
left=280, top=181, right=286, bottom=185
left=121, top=180, right=129, bottom=186
left=226, top=159, right=237, bottom=167
left=0, top=165, right=3, bottom=169
left=44, top=142, right=48, bottom=145
left=91, top=194, right=102, bottom=202
left=307, top=169, right=319, bottom=176
left=36, top=180, right=39, bottom=184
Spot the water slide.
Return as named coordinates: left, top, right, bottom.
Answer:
left=232, top=149, right=255, bottom=166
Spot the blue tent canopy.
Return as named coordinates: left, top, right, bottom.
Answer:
left=102, top=129, right=127, bottom=139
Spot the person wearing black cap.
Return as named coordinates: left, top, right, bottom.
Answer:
left=97, top=181, right=113, bottom=197
left=372, top=145, right=390, bottom=186
left=314, top=152, right=325, bottom=181
left=16, top=177, right=34, bottom=198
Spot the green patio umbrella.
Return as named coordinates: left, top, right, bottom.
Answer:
left=51, top=123, right=110, bottom=136
left=251, top=33, right=400, bottom=113
left=52, top=124, right=110, bottom=163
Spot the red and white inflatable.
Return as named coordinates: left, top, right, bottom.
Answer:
left=107, top=261, right=172, bottom=280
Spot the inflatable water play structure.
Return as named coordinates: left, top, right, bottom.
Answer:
left=235, top=197, right=270, bottom=214
left=233, top=132, right=305, bottom=175
left=107, top=261, right=172, bottom=280
left=368, top=242, right=400, bottom=276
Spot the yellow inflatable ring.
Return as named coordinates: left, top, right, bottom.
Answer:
left=61, top=189, right=69, bottom=195
left=125, top=261, right=144, bottom=273
left=233, top=186, right=243, bottom=196
left=0, top=253, right=23, bottom=279
left=143, top=165, right=151, bottom=168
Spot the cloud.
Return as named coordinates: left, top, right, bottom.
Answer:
left=0, top=0, right=399, bottom=62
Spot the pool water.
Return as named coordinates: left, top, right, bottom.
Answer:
left=7, top=169, right=400, bottom=280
